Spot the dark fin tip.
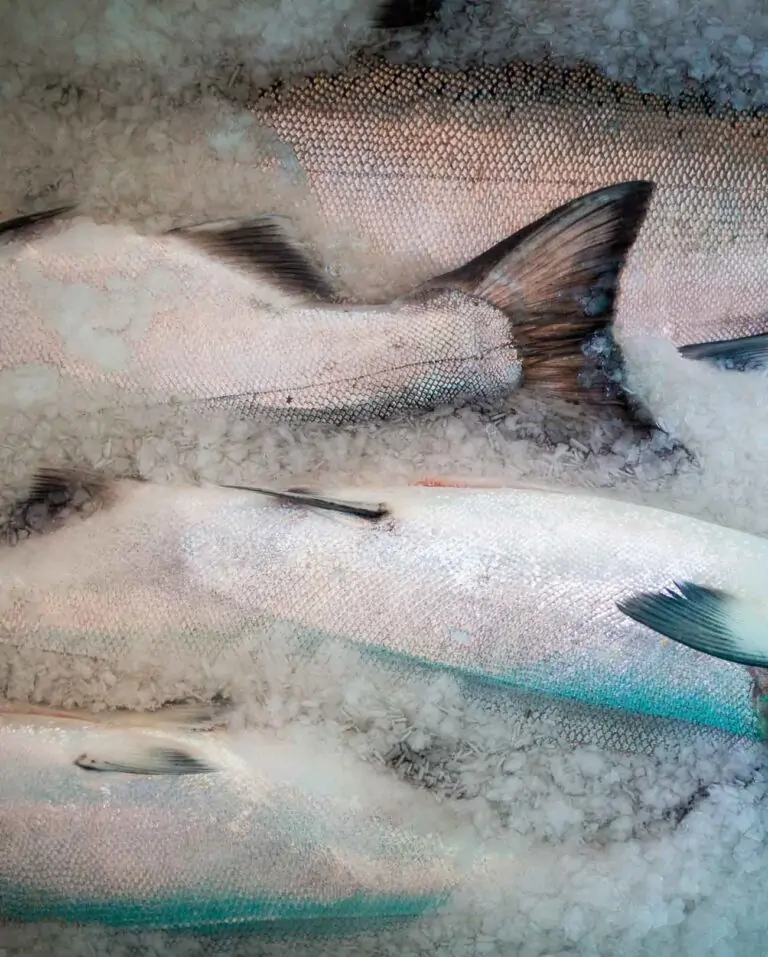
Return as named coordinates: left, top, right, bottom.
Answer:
left=374, top=0, right=443, bottom=29
left=170, top=216, right=337, bottom=301
left=221, top=482, right=390, bottom=521
left=0, top=467, right=124, bottom=546
left=434, top=180, right=655, bottom=306
left=0, top=205, right=76, bottom=241
left=679, top=333, right=768, bottom=373
left=25, top=467, right=117, bottom=508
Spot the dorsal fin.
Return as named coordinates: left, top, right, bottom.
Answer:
left=168, top=216, right=337, bottom=301
left=220, top=482, right=390, bottom=521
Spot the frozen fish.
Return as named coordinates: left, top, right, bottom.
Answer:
left=250, top=56, right=768, bottom=362
left=0, top=181, right=650, bottom=421
left=0, top=700, right=460, bottom=932
left=0, top=468, right=763, bottom=741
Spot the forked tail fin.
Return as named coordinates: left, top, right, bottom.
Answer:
left=427, top=180, right=655, bottom=410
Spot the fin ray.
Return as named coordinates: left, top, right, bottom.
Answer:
left=24, top=467, right=117, bottom=505
left=221, top=482, right=390, bottom=520
left=75, top=745, right=218, bottom=776
left=169, top=216, right=336, bottom=300
left=427, top=181, right=654, bottom=407
left=617, top=580, right=768, bottom=668
left=0, top=205, right=76, bottom=242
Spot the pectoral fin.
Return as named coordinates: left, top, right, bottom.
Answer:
left=1, top=466, right=125, bottom=544
left=24, top=467, right=119, bottom=507
left=617, top=581, right=768, bottom=668
left=0, top=205, right=76, bottom=242
left=75, top=745, right=218, bottom=776
left=679, top=333, right=768, bottom=372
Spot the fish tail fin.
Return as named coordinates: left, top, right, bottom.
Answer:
left=679, top=333, right=768, bottom=372
left=431, top=180, right=654, bottom=409
left=617, top=580, right=768, bottom=668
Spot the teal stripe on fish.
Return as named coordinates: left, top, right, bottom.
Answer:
left=1, top=616, right=758, bottom=740
left=356, top=639, right=760, bottom=740
left=0, top=884, right=448, bottom=935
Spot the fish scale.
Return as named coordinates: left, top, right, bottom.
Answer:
left=251, top=57, right=768, bottom=345
left=0, top=180, right=650, bottom=421
left=0, top=711, right=460, bottom=931
left=0, top=474, right=763, bottom=742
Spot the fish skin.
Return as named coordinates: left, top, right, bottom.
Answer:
left=249, top=56, right=768, bottom=348
left=0, top=470, right=763, bottom=742
left=0, top=703, right=461, bottom=932
left=0, top=181, right=650, bottom=422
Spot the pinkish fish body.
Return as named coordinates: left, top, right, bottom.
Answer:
left=250, top=57, right=768, bottom=365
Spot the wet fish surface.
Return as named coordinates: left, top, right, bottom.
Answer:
left=0, top=701, right=461, bottom=932
left=0, top=469, right=763, bottom=742
left=250, top=56, right=768, bottom=353
left=0, top=182, right=649, bottom=422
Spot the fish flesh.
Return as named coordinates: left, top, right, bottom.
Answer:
left=0, top=700, right=461, bottom=932
left=0, top=181, right=650, bottom=422
left=0, top=468, right=763, bottom=741
left=249, top=56, right=768, bottom=358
